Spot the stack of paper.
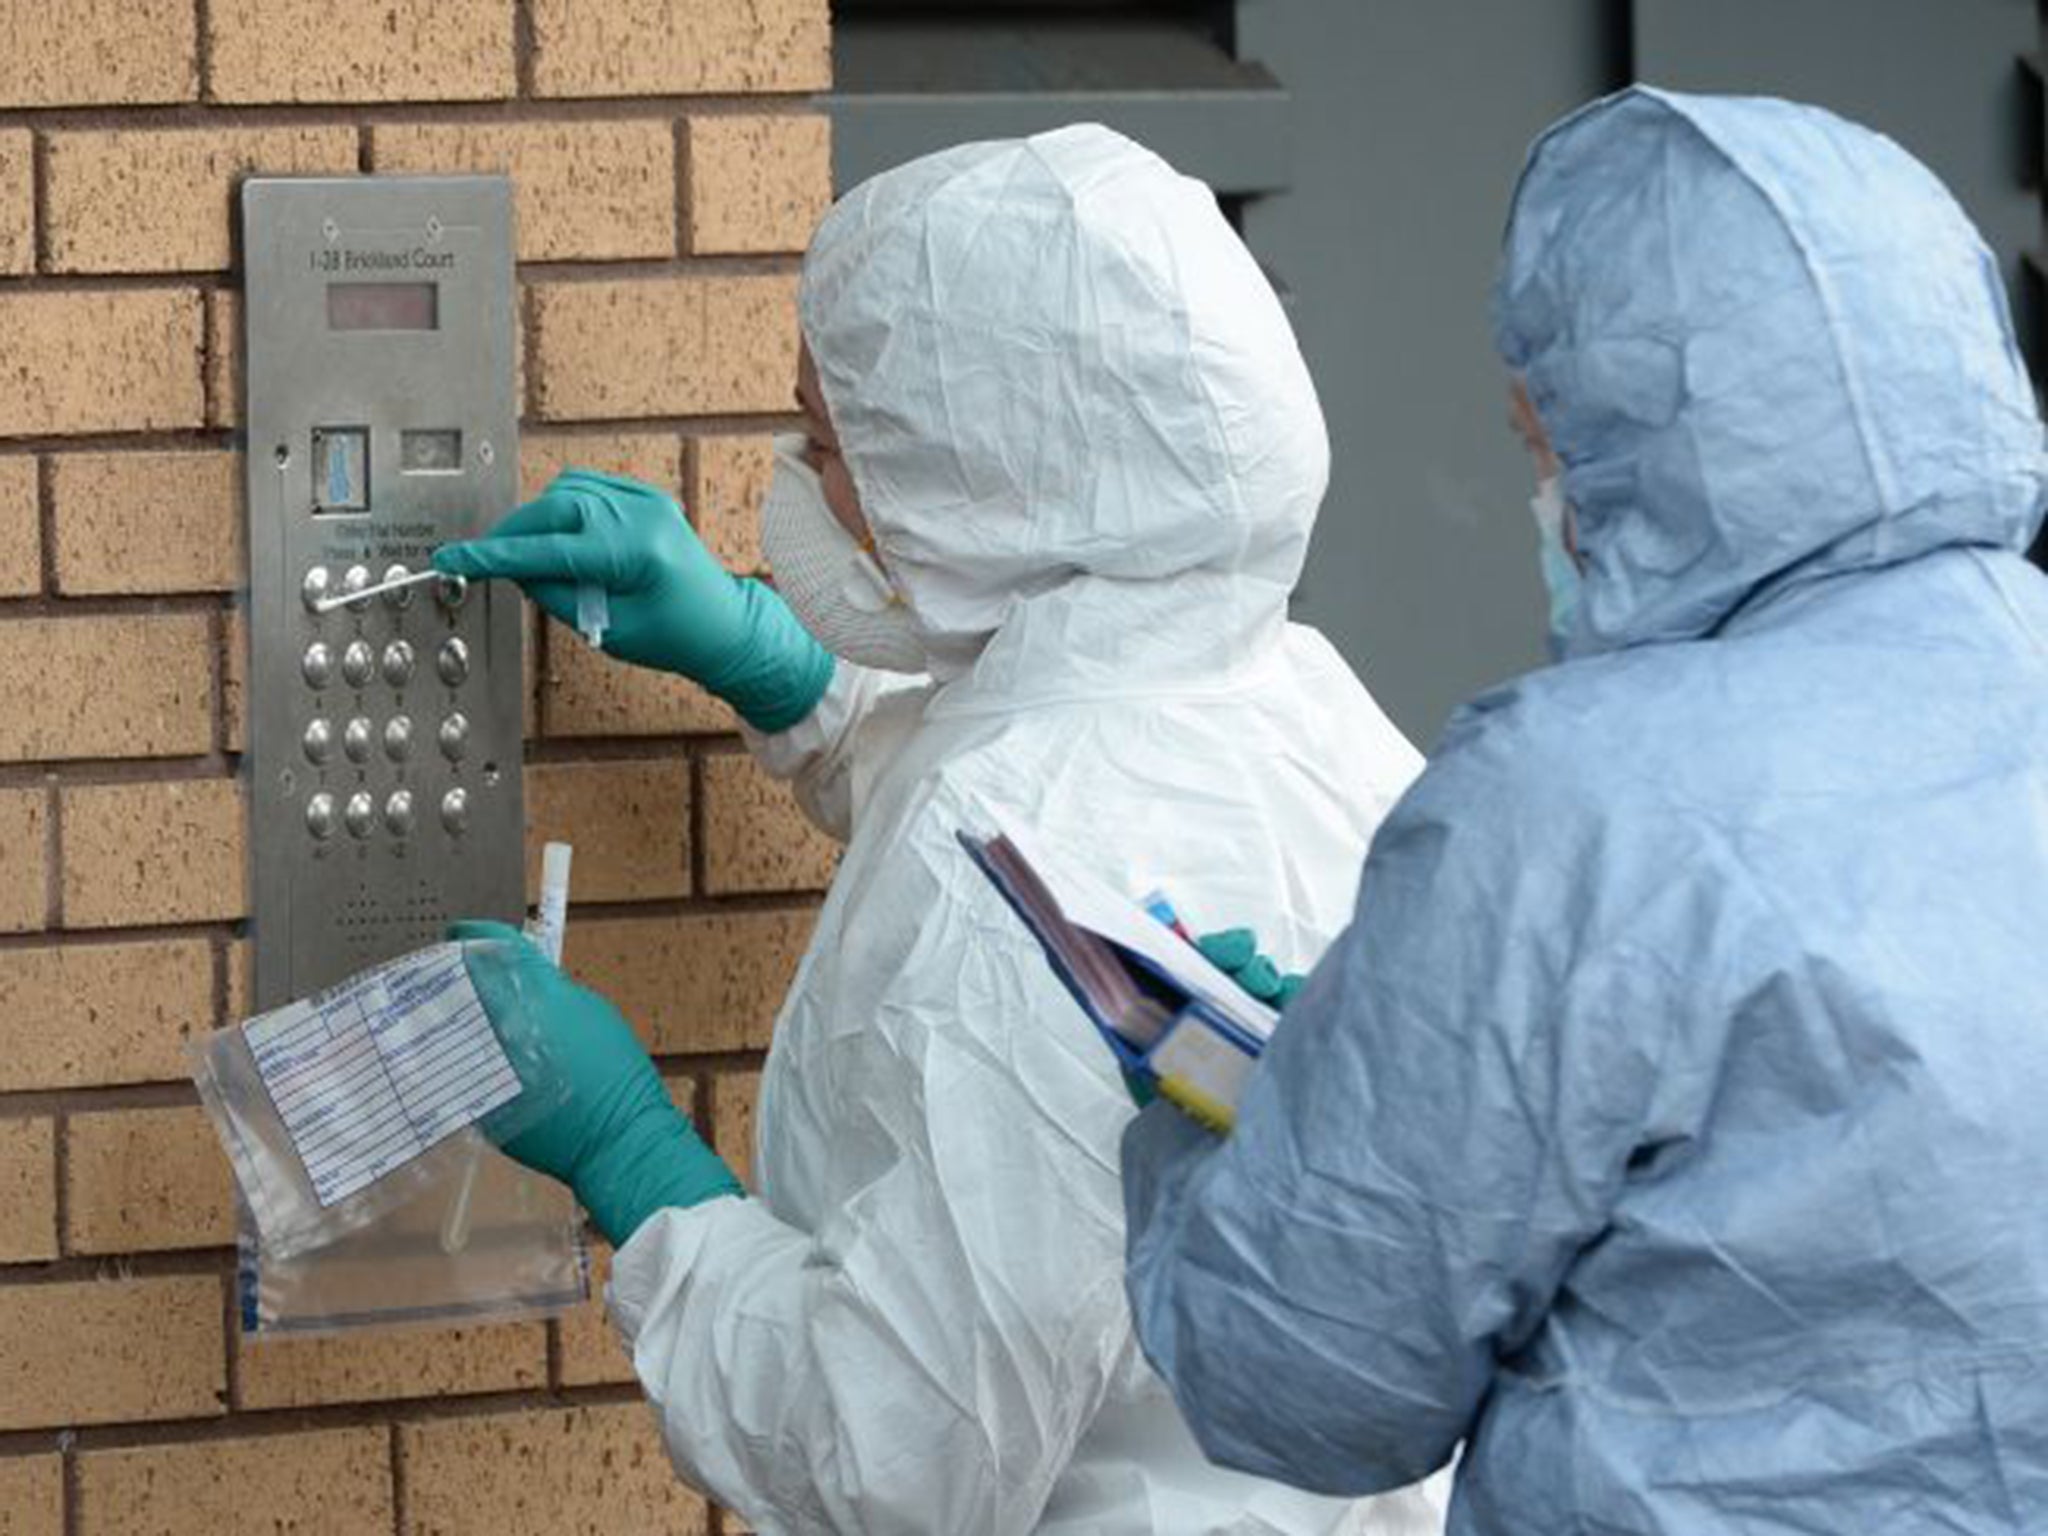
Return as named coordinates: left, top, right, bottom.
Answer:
left=961, top=825, right=1277, bottom=1131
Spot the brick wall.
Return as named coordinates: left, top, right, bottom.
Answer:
left=0, top=3, right=835, bottom=1530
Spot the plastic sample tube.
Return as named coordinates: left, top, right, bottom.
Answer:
left=574, top=584, right=610, bottom=650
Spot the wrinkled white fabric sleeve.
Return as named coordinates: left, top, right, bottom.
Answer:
left=738, top=661, right=880, bottom=840
left=605, top=879, right=1136, bottom=1534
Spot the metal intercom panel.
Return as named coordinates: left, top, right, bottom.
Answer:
left=243, top=176, right=523, bottom=1011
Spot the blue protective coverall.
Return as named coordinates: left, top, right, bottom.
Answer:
left=1122, top=87, right=2048, bottom=1534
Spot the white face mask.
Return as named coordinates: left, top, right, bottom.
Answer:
left=759, top=434, right=929, bottom=675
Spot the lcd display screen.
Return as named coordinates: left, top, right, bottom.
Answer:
left=327, top=282, right=439, bottom=332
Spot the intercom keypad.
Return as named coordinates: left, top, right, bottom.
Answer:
left=244, top=176, right=524, bottom=1008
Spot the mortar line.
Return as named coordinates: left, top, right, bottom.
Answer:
left=673, top=115, right=691, bottom=259
left=193, top=0, right=215, bottom=105
left=0, top=1248, right=231, bottom=1287
left=28, top=129, right=49, bottom=275
left=49, top=1106, right=69, bottom=1260
left=388, top=1420, right=409, bottom=1536
left=0, top=591, right=230, bottom=619
left=0, top=97, right=826, bottom=133
left=0, top=270, right=230, bottom=294
left=687, top=752, right=709, bottom=898
left=0, top=917, right=240, bottom=952
left=0, top=429, right=236, bottom=455
left=42, top=776, right=61, bottom=930
left=0, top=753, right=237, bottom=788
left=31, top=448, right=53, bottom=601
left=0, top=1082, right=206, bottom=1118
left=60, top=1435, right=79, bottom=1536
left=513, top=0, right=538, bottom=102
left=0, top=1381, right=647, bottom=1457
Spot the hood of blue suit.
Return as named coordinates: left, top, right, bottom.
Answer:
left=1494, top=86, right=2048, bottom=659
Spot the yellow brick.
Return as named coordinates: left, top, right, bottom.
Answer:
left=209, top=0, right=514, bottom=104
left=65, top=1107, right=233, bottom=1255
left=525, top=759, right=690, bottom=903
left=563, top=909, right=812, bottom=1055
left=686, top=114, right=830, bottom=256
left=0, top=0, right=196, bottom=107
left=402, top=1404, right=710, bottom=1535
left=374, top=121, right=674, bottom=262
left=0, top=291, right=204, bottom=437
left=0, top=1456, right=61, bottom=1536
left=530, top=275, right=800, bottom=421
left=689, top=435, right=773, bottom=575
left=222, top=607, right=247, bottom=753
left=77, top=1429, right=391, bottom=1536
left=0, top=788, right=46, bottom=932
left=709, top=1069, right=763, bottom=1190
left=0, top=939, right=215, bottom=1089
left=51, top=452, right=243, bottom=594
left=701, top=754, right=838, bottom=895
left=47, top=128, right=357, bottom=274
left=0, top=130, right=29, bottom=275
left=0, top=1118, right=56, bottom=1262
left=542, top=636, right=736, bottom=737
left=237, top=1322, right=545, bottom=1410
left=0, top=1276, right=223, bottom=1430
left=520, top=430, right=683, bottom=502
left=0, top=456, right=37, bottom=598
left=533, top=0, right=829, bottom=97
left=62, top=780, right=246, bottom=928
left=207, top=290, right=241, bottom=428
left=0, top=614, right=213, bottom=762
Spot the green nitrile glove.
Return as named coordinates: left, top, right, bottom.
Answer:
left=1197, top=928, right=1307, bottom=1008
left=452, top=920, right=742, bottom=1246
left=434, top=470, right=834, bottom=733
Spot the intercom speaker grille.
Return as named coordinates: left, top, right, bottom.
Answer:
left=334, top=878, right=448, bottom=959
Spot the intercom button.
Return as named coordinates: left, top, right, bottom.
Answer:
left=342, top=639, right=375, bottom=688
left=438, top=712, right=469, bottom=761
left=301, top=641, right=334, bottom=689
left=344, top=791, right=376, bottom=840
left=440, top=786, right=469, bottom=835
left=436, top=574, right=469, bottom=611
left=300, top=566, right=331, bottom=613
left=437, top=637, right=470, bottom=686
left=383, top=715, right=414, bottom=761
left=302, top=718, right=334, bottom=765
left=305, top=792, right=338, bottom=841
left=382, top=564, right=415, bottom=609
left=381, top=639, right=416, bottom=687
left=384, top=789, right=415, bottom=838
left=343, top=715, right=374, bottom=764
left=341, top=564, right=373, bottom=610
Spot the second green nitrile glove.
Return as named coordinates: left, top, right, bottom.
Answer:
left=1197, top=928, right=1307, bottom=1008
left=434, top=469, right=834, bottom=733
left=452, top=920, right=742, bottom=1247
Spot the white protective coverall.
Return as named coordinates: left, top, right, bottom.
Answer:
left=606, top=124, right=1442, bottom=1536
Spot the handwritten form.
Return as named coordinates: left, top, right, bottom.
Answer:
left=246, top=943, right=521, bottom=1207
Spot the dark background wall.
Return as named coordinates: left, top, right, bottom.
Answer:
left=829, top=0, right=2043, bottom=742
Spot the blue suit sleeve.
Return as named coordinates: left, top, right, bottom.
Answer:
left=1123, top=725, right=1684, bottom=1497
